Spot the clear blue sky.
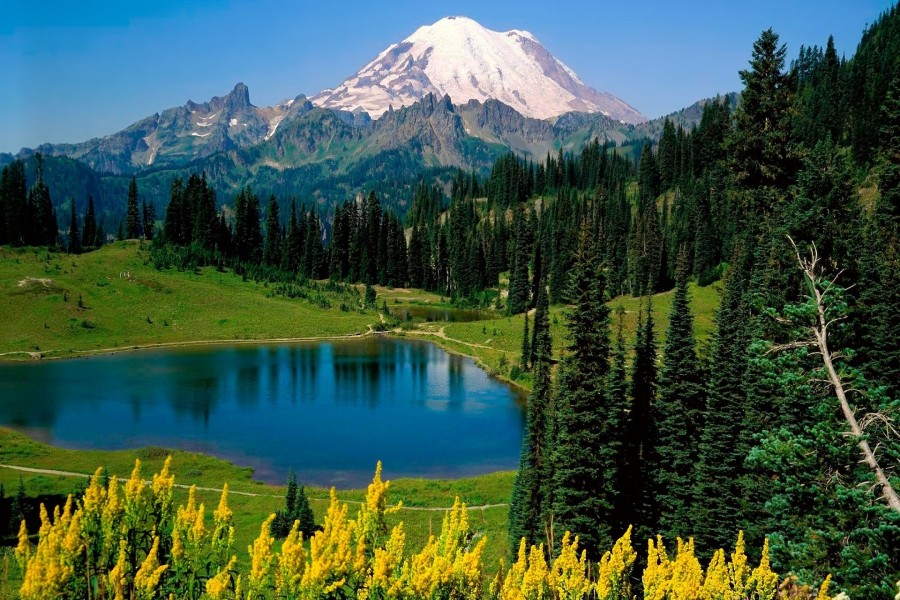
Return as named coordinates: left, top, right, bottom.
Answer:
left=1, top=0, right=894, bottom=153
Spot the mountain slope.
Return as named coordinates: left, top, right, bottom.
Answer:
left=25, top=84, right=309, bottom=175
left=311, top=16, right=645, bottom=123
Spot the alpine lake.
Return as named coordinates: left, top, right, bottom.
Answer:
left=0, top=336, right=525, bottom=487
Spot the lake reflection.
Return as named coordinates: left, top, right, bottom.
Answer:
left=0, top=338, right=525, bottom=487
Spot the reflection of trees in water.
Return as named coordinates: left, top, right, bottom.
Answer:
left=168, top=376, right=218, bottom=428
left=236, top=364, right=261, bottom=408
left=0, top=366, right=73, bottom=430
left=447, top=354, right=465, bottom=409
left=287, top=345, right=319, bottom=404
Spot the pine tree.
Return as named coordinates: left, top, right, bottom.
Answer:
left=28, top=154, right=56, bottom=246
left=607, top=307, right=630, bottom=533
left=620, top=300, right=658, bottom=543
left=529, top=279, right=550, bottom=368
left=0, top=160, right=28, bottom=246
left=520, top=313, right=530, bottom=371
left=509, top=282, right=554, bottom=552
left=507, top=207, right=531, bottom=314
left=273, top=470, right=316, bottom=538
left=11, top=476, right=26, bottom=531
left=285, top=201, right=303, bottom=275
left=692, top=244, right=752, bottom=551
left=164, top=177, right=184, bottom=244
left=728, top=28, right=798, bottom=223
left=142, top=199, right=156, bottom=240
left=546, top=227, right=617, bottom=559
left=264, top=195, right=282, bottom=267
left=125, top=176, right=142, bottom=240
left=67, top=201, right=80, bottom=254
left=82, top=195, right=97, bottom=249
left=232, top=186, right=262, bottom=264
left=654, top=250, right=705, bottom=539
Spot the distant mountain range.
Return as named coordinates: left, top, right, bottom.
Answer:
left=1, top=16, right=737, bottom=219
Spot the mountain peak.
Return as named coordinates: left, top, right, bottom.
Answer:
left=227, top=82, right=251, bottom=110
left=312, top=16, right=644, bottom=123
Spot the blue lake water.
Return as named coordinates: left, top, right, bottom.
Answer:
left=0, top=337, right=525, bottom=487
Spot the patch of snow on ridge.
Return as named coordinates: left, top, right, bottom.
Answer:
left=230, top=118, right=238, bottom=126
left=191, top=132, right=211, bottom=138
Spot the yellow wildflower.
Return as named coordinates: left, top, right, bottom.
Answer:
left=108, top=540, right=128, bottom=600
left=748, top=538, right=778, bottom=600
left=643, top=535, right=672, bottom=600
left=275, top=520, right=306, bottom=596
left=551, top=532, right=590, bottom=600
left=700, top=549, right=730, bottom=600
left=15, top=519, right=31, bottom=572
left=207, top=555, right=238, bottom=599
left=247, top=514, right=276, bottom=598
left=669, top=537, right=703, bottom=600
left=595, top=526, right=636, bottom=600
left=729, top=530, right=749, bottom=598
left=134, top=536, right=168, bottom=599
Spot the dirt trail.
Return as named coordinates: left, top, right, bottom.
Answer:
left=407, top=327, right=495, bottom=350
left=0, top=464, right=507, bottom=511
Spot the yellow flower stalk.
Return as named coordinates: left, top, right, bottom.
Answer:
left=302, top=489, right=356, bottom=596
left=816, top=574, right=833, bottom=600
left=700, top=549, right=730, bottom=600
left=108, top=541, right=128, bottom=600
left=365, top=522, right=405, bottom=598
left=595, top=526, right=636, bottom=600
left=151, top=455, right=176, bottom=523
left=729, top=530, right=749, bottom=598
left=275, top=520, right=306, bottom=596
left=134, top=536, right=168, bottom=599
left=247, top=514, right=276, bottom=598
left=207, top=555, right=238, bottom=599
left=748, top=538, right=778, bottom=600
left=15, top=519, right=31, bottom=572
left=550, top=532, right=590, bottom=600
left=643, top=535, right=672, bottom=600
left=669, top=537, right=703, bottom=600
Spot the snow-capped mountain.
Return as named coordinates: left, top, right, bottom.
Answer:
left=312, top=16, right=645, bottom=124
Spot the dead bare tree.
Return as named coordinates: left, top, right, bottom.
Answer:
left=774, top=237, right=900, bottom=513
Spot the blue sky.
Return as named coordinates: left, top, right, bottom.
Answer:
left=1, top=0, right=894, bottom=153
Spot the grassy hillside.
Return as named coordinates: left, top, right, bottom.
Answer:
left=0, top=242, right=375, bottom=358
left=413, top=282, right=722, bottom=391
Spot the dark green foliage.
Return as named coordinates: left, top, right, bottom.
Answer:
left=692, top=245, right=753, bottom=551
left=364, top=284, right=376, bottom=309
left=28, top=154, right=58, bottom=246
left=728, top=28, right=799, bottom=223
left=546, top=228, right=618, bottom=559
left=264, top=195, right=282, bottom=267
left=507, top=206, right=531, bottom=315
left=68, top=200, right=80, bottom=254
left=746, top=276, right=900, bottom=598
left=520, top=312, right=530, bottom=371
left=125, top=176, right=142, bottom=240
left=619, top=301, right=658, bottom=543
left=232, top=186, right=263, bottom=264
left=509, top=281, right=554, bottom=553
left=654, top=251, right=705, bottom=540
left=0, top=159, right=28, bottom=246
left=142, top=198, right=156, bottom=241
left=272, top=470, right=316, bottom=538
